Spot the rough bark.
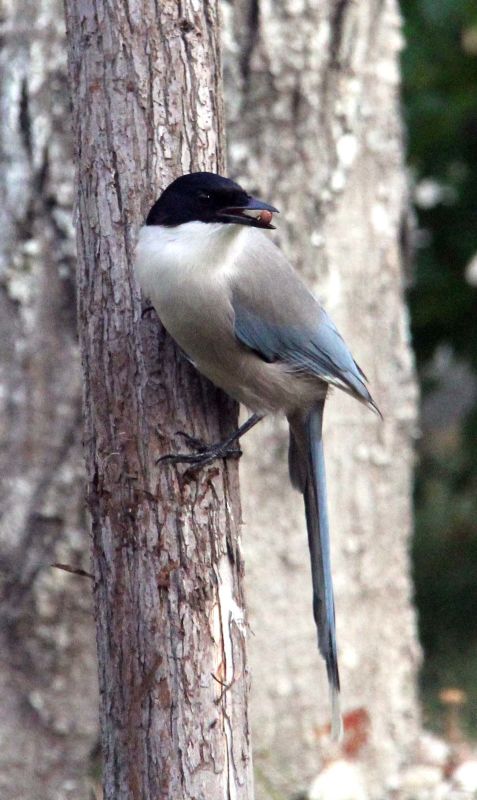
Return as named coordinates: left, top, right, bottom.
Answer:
left=63, top=2, right=253, bottom=799
left=0, top=2, right=98, bottom=799
left=223, top=1, right=421, bottom=797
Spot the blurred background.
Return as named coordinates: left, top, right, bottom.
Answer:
left=1, top=1, right=477, bottom=798
left=402, top=0, right=477, bottom=737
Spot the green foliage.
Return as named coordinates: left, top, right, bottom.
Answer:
left=401, top=0, right=477, bottom=732
left=403, top=0, right=477, bottom=366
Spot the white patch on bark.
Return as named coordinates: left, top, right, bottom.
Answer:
left=212, top=554, right=247, bottom=800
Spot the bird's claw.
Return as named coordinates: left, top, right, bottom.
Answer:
left=156, top=416, right=263, bottom=469
left=175, top=430, right=208, bottom=451
left=141, top=304, right=156, bottom=319
left=157, top=441, right=242, bottom=468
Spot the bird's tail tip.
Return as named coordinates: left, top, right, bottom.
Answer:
left=330, top=685, right=343, bottom=741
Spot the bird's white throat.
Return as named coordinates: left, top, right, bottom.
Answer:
left=135, top=221, right=248, bottom=300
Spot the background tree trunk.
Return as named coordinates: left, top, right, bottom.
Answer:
left=63, top=2, right=253, bottom=799
left=0, top=2, right=98, bottom=798
left=223, top=1, right=421, bottom=797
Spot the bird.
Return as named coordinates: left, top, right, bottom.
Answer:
left=134, top=172, right=379, bottom=739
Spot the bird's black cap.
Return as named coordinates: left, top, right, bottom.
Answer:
left=146, top=172, right=278, bottom=229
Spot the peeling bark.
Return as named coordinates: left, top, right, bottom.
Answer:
left=63, top=2, right=252, bottom=798
left=223, top=1, right=421, bottom=797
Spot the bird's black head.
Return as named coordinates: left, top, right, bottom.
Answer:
left=145, top=172, right=278, bottom=230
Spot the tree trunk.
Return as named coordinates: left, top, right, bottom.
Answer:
left=223, top=1, right=421, bottom=797
left=63, top=2, right=253, bottom=799
left=0, top=2, right=98, bottom=798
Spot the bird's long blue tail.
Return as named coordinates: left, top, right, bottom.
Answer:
left=288, top=400, right=342, bottom=739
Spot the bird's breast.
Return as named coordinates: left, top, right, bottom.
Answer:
left=135, top=222, right=242, bottom=366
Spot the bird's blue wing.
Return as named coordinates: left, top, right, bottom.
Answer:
left=233, top=297, right=375, bottom=407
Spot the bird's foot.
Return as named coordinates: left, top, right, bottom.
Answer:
left=157, top=431, right=242, bottom=468
left=157, top=414, right=264, bottom=469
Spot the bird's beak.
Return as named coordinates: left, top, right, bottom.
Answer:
left=218, top=195, right=279, bottom=229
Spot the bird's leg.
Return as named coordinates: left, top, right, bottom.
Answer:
left=157, top=413, right=264, bottom=467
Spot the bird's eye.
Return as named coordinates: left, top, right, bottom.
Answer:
left=198, top=192, right=211, bottom=200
